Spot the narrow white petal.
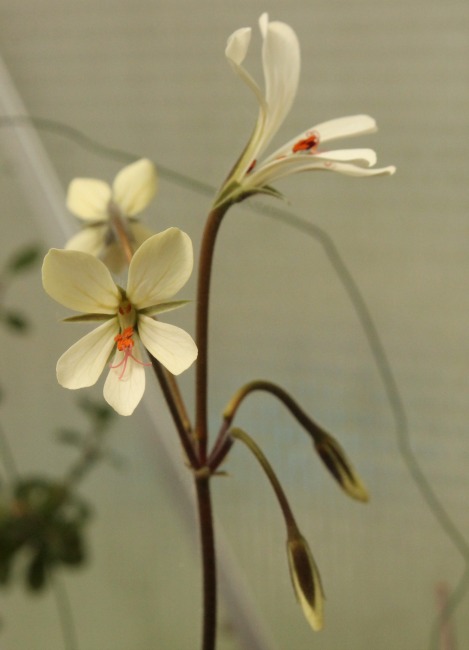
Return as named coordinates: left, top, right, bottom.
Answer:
left=103, top=342, right=146, bottom=416
left=112, top=158, right=158, bottom=217
left=42, top=249, right=121, bottom=314
left=313, top=115, right=377, bottom=143
left=226, top=27, right=251, bottom=65
left=245, top=155, right=394, bottom=189
left=226, top=27, right=266, bottom=113
left=66, top=178, right=111, bottom=221
left=65, top=224, right=108, bottom=256
left=319, top=161, right=396, bottom=177
left=138, top=315, right=197, bottom=375
left=259, top=14, right=300, bottom=156
left=127, top=229, right=193, bottom=309
left=312, top=148, right=377, bottom=166
left=265, top=116, right=378, bottom=164
left=56, top=318, right=119, bottom=389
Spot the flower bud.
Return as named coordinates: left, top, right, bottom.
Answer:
left=314, top=433, right=369, bottom=502
left=286, top=532, right=324, bottom=631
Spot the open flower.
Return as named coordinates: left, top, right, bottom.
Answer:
left=219, top=13, right=395, bottom=204
left=65, top=158, right=157, bottom=272
left=42, top=228, right=197, bottom=416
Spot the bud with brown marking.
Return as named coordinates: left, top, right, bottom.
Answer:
left=314, top=432, right=369, bottom=502
left=286, top=531, right=325, bottom=631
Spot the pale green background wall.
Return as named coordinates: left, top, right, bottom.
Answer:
left=1, top=1, right=468, bottom=649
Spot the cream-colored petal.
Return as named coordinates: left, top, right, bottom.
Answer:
left=103, top=341, right=146, bottom=416
left=264, top=116, right=378, bottom=164
left=127, top=228, right=193, bottom=309
left=226, top=26, right=251, bottom=66
left=138, top=315, right=197, bottom=375
left=112, top=159, right=157, bottom=217
left=312, top=148, right=377, bottom=167
left=258, top=14, right=300, bottom=157
left=42, top=249, right=121, bottom=314
left=313, top=115, right=377, bottom=144
left=56, top=318, right=119, bottom=389
left=66, top=178, right=111, bottom=221
left=65, top=224, right=108, bottom=256
left=316, top=160, right=396, bottom=177
left=245, top=152, right=395, bottom=189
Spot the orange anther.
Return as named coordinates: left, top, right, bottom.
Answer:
left=292, top=131, right=320, bottom=153
left=114, top=327, right=135, bottom=351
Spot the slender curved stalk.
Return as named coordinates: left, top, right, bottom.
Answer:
left=194, top=204, right=229, bottom=462
left=230, top=428, right=299, bottom=536
left=208, top=380, right=327, bottom=471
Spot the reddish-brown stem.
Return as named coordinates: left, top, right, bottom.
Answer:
left=195, top=474, right=217, bottom=650
left=150, top=357, right=200, bottom=469
left=208, top=380, right=328, bottom=471
left=194, top=204, right=229, bottom=463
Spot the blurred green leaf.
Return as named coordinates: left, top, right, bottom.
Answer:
left=78, top=397, right=114, bottom=425
left=3, top=311, right=29, bottom=333
left=5, top=245, right=42, bottom=275
left=27, top=552, right=47, bottom=591
left=56, top=429, right=84, bottom=447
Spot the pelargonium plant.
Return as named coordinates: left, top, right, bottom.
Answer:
left=40, top=13, right=394, bottom=650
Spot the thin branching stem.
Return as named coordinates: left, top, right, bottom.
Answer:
left=230, top=428, right=299, bottom=537
left=208, top=380, right=327, bottom=471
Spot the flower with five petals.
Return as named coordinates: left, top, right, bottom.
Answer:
left=65, top=158, right=157, bottom=272
left=218, top=14, right=395, bottom=205
left=42, top=228, right=197, bottom=416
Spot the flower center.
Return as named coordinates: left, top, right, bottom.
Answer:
left=110, top=326, right=151, bottom=380
left=292, top=131, right=320, bottom=154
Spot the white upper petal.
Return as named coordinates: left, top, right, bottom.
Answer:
left=226, top=26, right=252, bottom=65
left=65, top=224, right=108, bottom=257
left=112, top=158, right=158, bottom=217
left=258, top=13, right=300, bottom=157
left=42, top=249, right=121, bottom=314
left=138, top=315, right=197, bottom=375
left=66, top=178, right=111, bottom=221
left=127, top=228, right=193, bottom=310
left=56, top=318, right=119, bottom=389
left=103, top=341, right=146, bottom=416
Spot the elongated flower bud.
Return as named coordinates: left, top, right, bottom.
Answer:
left=314, top=432, right=369, bottom=502
left=287, top=532, right=324, bottom=631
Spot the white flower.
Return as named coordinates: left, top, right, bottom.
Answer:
left=65, top=158, right=158, bottom=272
left=220, top=14, right=395, bottom=203
left=42, top=228, right=197, bottom=416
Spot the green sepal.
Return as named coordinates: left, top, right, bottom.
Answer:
left=63, top=314, right=113, bottom=323
left=255, top=185, right=285, bottom=201
left=140, top=300, right=190, bottom=316
left=213, top=180, right=242, bottom=208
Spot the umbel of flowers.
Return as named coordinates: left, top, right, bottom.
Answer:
left=41, top=12, right=394, bottom=650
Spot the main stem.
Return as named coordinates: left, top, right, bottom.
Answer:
left=195, top=204, right=228, bottom=462
left=195, top=474, right=217, bottom=650
left=193, top=201, right=230, bottom=650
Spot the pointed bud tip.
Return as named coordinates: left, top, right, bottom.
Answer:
left=287, top=533, right=325, bottom=632
left=314, top=434, right=369, bottom=503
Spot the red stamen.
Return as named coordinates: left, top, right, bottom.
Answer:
left=110, top=326, right=151, bottom=380
left=292, top=131, right=320, bottom=153
left=247, top=159, right=257, bottom=173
